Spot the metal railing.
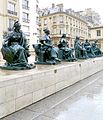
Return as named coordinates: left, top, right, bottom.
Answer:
left=8, top=10, right=17, bottom=16
left=22, top=18, right=30, bottom=23
left=22, top=5, right=29, bottom=10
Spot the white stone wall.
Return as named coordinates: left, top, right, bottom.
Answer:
left=0, top=57, right=103, bottom=118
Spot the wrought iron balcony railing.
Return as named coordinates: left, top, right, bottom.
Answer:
left=22, top=18, right=30, bottom=23
left=8, top=10, right=17, bottom=16
left=22, top=5, right=29, bottom=10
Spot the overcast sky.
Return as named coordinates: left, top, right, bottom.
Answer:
left=39, top=0, right=103, bottom=23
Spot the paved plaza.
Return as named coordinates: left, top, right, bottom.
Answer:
left=1, top=69, right=103, bottom=120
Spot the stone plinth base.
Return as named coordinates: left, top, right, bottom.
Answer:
left=0, top=57, right=103, bottom=118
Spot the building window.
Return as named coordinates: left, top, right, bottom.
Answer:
left=36, top=5, right=39, bottom=14
left=22, top=26, right=30, bottom=36
left=8, top=2, right=15, bottom=11
left=66, top=16, right=68, bottom=23
left=36, top=17, right=40, bottom=25
left=44, top=19, right=47, bottom=26
left=22, top=0, right=29, bottom=10
left=97, top=30, right=101, bottom=36
left=8, top=2, right=17, bottom=15
left=8, top=19, right=16, bottom=31
left=53, top=28, right=57, bottom=34
left=53, top=16, right=56, bottom=23
left=22, top=12, right=30, bottom=23
left=60, top=28, right=64, bottom=34
left=49, top=17, right=52, bottom=23
left=60, top=30, right=61, bottom=35
left=59, top=15, right=63, bottom=23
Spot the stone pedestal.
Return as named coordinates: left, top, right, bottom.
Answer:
left=0, top=57, right=103, bottom=118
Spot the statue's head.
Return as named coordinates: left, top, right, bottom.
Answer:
left=13, top=21, right=21, bottom=31
left=85, top=39, right=88, bottom=42
left=95, top=39, right=98, bottom=43
left=76, top=36, right=80, bottom=40
left=43, top=28, right=50, bottom=35
left=62, top=34, right=66, bottom=38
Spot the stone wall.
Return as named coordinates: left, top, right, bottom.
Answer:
left=0, top=57, right=103, bottom=118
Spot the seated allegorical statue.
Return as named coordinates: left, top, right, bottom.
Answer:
left=33, top=28, right=61, bottom=64
left=74, top=36, right=88, bottom=59
left=58, top=34, right=76, bottom=61
left=1, top=21, right=35, bottom=70
left=91, top=40, right=102, bottom=57
left=83, top=39, right=95, bottom=58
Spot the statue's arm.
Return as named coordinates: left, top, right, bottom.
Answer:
left=39, top=39, right=52, bottom=47
left=21, top=32, right=29, bottom=49
left=3, top=32, right=13, bottom=46
left=44, top=41, right=52, bottom=47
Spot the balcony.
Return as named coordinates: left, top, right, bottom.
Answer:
left=53, top=21, right=57, bottom=24
left=44, top=23, right=47, bottom=26
left=22, top=5, right=29, bottom=10
left=59, top=21, right=64, bottom=24
left=8, top=10, right=17, bottom=16
left=22, top=18, right=30, bottom=23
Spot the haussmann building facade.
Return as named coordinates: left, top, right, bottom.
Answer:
left=39, top=4, right=89, bottom=47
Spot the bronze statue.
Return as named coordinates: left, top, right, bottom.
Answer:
left=91, top=40, right=102, bottom=57
left=58, top=34, right=76, bottom=61
left=1, top=21, right=35, bottom=70
left=74, top=36, right=88, bottom=59
left=33, top=28, right=61, bottom=64
left=83, top=39, right=95, bottom=58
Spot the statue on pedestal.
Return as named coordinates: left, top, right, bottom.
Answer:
left=58, top=34, right=76, bottom=61
left=83, top=39, right=95, bottom=58
left=1, top=21, right=35, bottom=70
left=33, top=28, right=61, bottom=64
left=74, top=36, right=88, bottom=59
left=91, top=40, right=102, bottom=57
